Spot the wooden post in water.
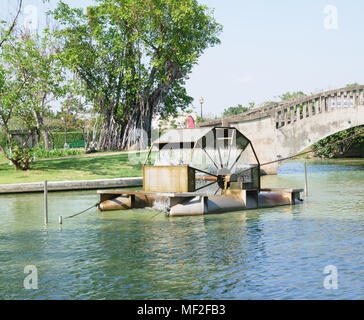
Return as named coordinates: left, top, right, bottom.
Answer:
left=304, top=161, right=308, bottom=197
left=58, top=216, right=63, bottom=225
left=44, top=181, right=48, bottom=225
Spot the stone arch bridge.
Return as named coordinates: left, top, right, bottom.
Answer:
left=200, top=85, right=364, bottom=174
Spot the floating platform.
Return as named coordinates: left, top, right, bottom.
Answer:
left=97, top=187, right=303, bottom=216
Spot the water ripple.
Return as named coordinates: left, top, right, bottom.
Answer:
left=0, top=160, right=363, bottom=299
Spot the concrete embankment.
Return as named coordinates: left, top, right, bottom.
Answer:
left=0, top=177, right=143, bottom=194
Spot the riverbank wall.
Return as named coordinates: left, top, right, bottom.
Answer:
left=0, top=177, right=143, bottom=194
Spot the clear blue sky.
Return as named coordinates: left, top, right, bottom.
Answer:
left=2, top=0, right=364, bottom=116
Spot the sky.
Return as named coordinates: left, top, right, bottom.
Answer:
left=1, top=0, right=364, bottom=117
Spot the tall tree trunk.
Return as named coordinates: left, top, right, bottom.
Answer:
left=83, top=125, right=90, bottom=150
left=97, top=113, right=111, bottom=150
left=119, top=99, right=153, bottom=150
left=96, top=104, right=122, bottom=150
left=97, top=61, right=184, bottom=150
left=119, top=62, right=183, bottom=150
left=91, top=115, right=99, bottom=149
left=32, top=109, right=50, bottom=150
left=41, top=128, right=50, bottom=150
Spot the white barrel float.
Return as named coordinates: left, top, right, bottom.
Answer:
left=169, top=196, right=208, bottom=216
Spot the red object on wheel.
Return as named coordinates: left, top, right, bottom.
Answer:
left=187, top=116, right=195, bottom=128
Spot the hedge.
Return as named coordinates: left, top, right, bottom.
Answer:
left=38, top=131, right=85, bottom=149
left=0, top=130, right=86, bottom=150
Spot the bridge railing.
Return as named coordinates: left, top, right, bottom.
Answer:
left=199, top=85, right=364, bottom=128
left=274, top=86, right=364, bottom=129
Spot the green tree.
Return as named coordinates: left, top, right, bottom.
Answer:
left=279, top=91, right=306, bottom=101
left=2, top=31, right=65, bottom=150
left=0, top=28, right=67, bottom=169
left=263, top=100, right=276, bottom=106
left=0, top=61, right=35, bottom=170
left=223, top=104, right=250, bottom=117
left=346, top=82, right=360, bottom=87
left=52, top=0, right=222, bottom=150
left=0, top=3, right=26, bottom=169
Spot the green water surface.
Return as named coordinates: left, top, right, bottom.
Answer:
left=0, top=159, right=363, bottom=299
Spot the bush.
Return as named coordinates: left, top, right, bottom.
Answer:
left=68, top=140, right=86, bottom=148
left=0, top=130, right=7, bottom=147
left=10, top=145, right=34, bottom=170
left=313, top=126, right=364, bottom=158
left=35, top=148, right=84, bottom=159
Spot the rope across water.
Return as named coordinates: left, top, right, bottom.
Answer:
left=63, top=202, right=101, bottom=220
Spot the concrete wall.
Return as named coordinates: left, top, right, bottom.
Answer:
left=0, top=177, right=143, bottom=194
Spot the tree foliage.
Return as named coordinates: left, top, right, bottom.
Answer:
left=52, top=0, right=222, bottom=150
left=346, top=82, right=360, bottom=87
left=313, top=126, right=364, bottom=158
left=0, top=30, right=65, bottom=169
left=279, top=91, right=306, bottom=101
left=5, top=32, right=65, bottom=148
left=0, top=60, right=35, bottom=169
left=223, top=104, right=250, bottom=117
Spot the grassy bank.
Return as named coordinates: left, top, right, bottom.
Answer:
left=0, top=153, right=145, bottom=184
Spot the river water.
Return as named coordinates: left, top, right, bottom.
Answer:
left=0, top=160, right=363, bottom=300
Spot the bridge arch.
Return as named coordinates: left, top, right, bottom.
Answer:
left=291, top=124, right=364, bottom=158
left=200, top=85, right=364, bottom=174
